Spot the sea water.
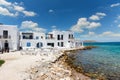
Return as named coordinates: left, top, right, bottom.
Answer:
left=72, top=42, right=120, bottom=80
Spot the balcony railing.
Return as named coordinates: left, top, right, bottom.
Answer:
left=0, top=35, right=11, bottom=39
left=69, top=37, right=74, bottom=40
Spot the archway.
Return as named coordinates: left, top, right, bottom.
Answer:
left=36, top=42, right=43, bottom=48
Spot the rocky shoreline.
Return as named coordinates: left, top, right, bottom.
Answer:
left=0, top=46, right=98, bottom=80
left=63, top=52, right=107, bottom=80
left=25, top=48, right=93, bottom=80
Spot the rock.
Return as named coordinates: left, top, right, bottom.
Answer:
left=60, top=77, right=71, bottom=80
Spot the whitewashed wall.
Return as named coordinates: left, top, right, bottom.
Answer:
left=20, top=31, right=46, bottom=49
left=0, top=25, right=19, bottom=51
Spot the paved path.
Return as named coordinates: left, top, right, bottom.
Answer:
left=0, top=51, right=57, bottom=80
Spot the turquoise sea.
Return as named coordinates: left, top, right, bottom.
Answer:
left=71, top=42, right=120, bottom=80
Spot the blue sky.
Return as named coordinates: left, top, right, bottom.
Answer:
left=0, top=0, right=120, bottom=42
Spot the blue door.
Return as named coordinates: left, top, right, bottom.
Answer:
left=36, top=42, right=43, bottom=48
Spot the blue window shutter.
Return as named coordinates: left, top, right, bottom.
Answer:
left=27, top=42, right=31, bottom=47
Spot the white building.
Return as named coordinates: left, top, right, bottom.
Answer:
left=0, top=25, right=19, bottom=51
left=19, top=30, right=82, bottom=49
left=45, top=30, right=75, bottom=48
left=0, top=24, right=83, bottom=51
left=20, top=31, right=46, bottom=50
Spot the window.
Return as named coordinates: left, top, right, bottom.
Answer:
left=61, top=35, right=63, bottom=40
left=71, top=34, right=74, bottom=39
left=3, top=30, right=8, bottom=38
left=68, top=34, right=71, bottom=39
left=47, top=43, right=54, bottom=47
left=58, top=42, right=60, bottom=46
left=50, top=34, right=53, bottom=39
left=68, top=34, right=73, bottom=39
left=22, top=33, right=33, bottom=39
left=29, top=35, right=33, bottom=39
left=4, top=40, right=9, bottom=49
left=36, top=42, right=43, bottom=48
left=57, top=35, right=60, bottom=40
left=61, top=42, right=64, bottom=47
left=23, top=35, right=25, bottom=39
left=41, top=36, right=43, bottom=39
left=36, top=36, right=39, bottom=39
left=27, top=42, right=31, bottom=47
left=41, top=43, right=43, bottom=47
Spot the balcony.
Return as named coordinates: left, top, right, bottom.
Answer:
left=69, top=37, right=74, bottom=39
left=46, top=34, right=55, bottom=40
left=0, top=35, right=11, bottom=40
left=68, top=37, right=74, bottom=41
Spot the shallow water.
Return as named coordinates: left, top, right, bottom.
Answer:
left=72, top=42, right=120, bottom=80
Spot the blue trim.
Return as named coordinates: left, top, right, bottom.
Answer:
left=36, top=36, right=39, bottom=39
left=27, top=42, right=31, bottom=47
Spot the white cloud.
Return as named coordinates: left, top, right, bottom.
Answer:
left=118, top=24, right=120, bottom=27
left=89, top=15, right=100, bottom=20
left=14, top=5, right=24, bottom=12
left=20, top=21, right=46, bottom=32
left=0, top=0, right=36, bottom=17
left=13, top=4, right=36, bottom=16
left=114, top=15, right=120, bottom=23
left=117, top=15, right=120, bottom=19
left=49, top=9, right=54, bottom=13
left=96, top=12, right=106, bottom=16
left=77, top=18, right=90, bottom=27
left=88, top=22, right=101, bottom=29
left=51, top=25, right=57, bottom=28
left=70, top=18, right=89, bottom=33
left=88, top=32, right=96, bottom=36
left=99, top=31, right=120, bottom=37
left=70, top=18, right=101, bottom=33
left=0, top=7, right=18, bottom=17
left=82, top=31, right=120, bottom=38
left=0, top=0, right=11, bottom=6
left=33, top=27, right=46, bottom=32
left=100, top=31, right=113, bottom=36
left=80, top=31, right=97, bottom=38
left=110, top=3, right=120, bottom=7
left=70, top=25, right=84, bottom=33
left=114, top=20, right=118, bottom=23
left=89, top=12, right=106, bottom=21
left=23, top=11, right=36, bottom=16
left=71, top=12, right=106, bottom=33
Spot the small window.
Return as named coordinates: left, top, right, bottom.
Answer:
left=29, top=35, right=33, bottom=39
left=36, top=42, right=43, bottom=48
left=58, top=42, right=60, bottom=46
left=57, top=35, right=60, bottom=40
left=36, top=36, right=39, bottom=39
left=41, top=36, right=43, bottom=39
left=41, top=43, right=43, bottom=47
left=3, top=30, right=8, bottom=38
left=23, top=35, right=25, bottom=39
left=61, top=35, right=63, bottom=40
left=27, top=42, right=31, bottom=47
left=61, top=42, right=64, bottom=47
left=72, top=34, right=73, bottom=38
left=69, top=34, right=71, bottom=39
left=47, top=43, right=54, bottom=47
